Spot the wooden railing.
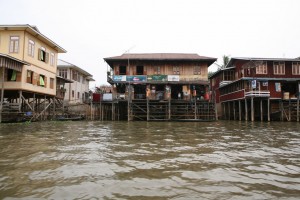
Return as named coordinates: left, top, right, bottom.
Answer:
left=245, top=90, right=270, bottom=97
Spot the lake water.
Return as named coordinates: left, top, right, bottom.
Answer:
left=0, top=121, right=299, bottom=199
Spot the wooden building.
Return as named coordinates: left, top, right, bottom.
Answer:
left=209, top=57, right=300, bottom=121
left=98, top=53, right=217, bottom=121
left=0, top=24, right=67, bottom=122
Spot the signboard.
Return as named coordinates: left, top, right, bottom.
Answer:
left=147, top=75, right=167, bottom=82
left=126, top=75, right=147, bottom=82
left=113, top=75, right=126, bottom=82
left=168, top=75, right=179, bottom=82
left=251, top=80, right=256, bottom=89
left=103, top=93, right=113, bottom=101
left=275, top=82, right=281, bottom=92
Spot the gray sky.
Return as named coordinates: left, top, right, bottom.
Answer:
left=1, top=0, right=300, bottom=86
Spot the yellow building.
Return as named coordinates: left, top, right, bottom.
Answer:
left=0, top=24, right=66, bottom=122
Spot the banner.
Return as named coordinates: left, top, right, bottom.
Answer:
left=147, top=75, right=167, bottom=82
left=113, top=75, right=126, bottom=82
left=126, top=75, right=147, bottom=82
left=251, top=80, right=256, bottom=89
left=168, top=75, right=179, bottom=82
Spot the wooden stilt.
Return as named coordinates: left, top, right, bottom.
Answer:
left=251, top=97, right=254, bottom=121
left=297, top=88, right=299, bottom=122
left=239, top=100, right=241, bottom=121
left=288, top=99, right=291, bottom=121
left=268, top=98, right=270, bottom=122
left=223, top=103, right=226, bottom=120
left=194, top=100, right=197, bottom=119
left=228, top=101, right=231, bottom=120
left=168, top=98, right=171, bottom=120
left=0, top=67, right=5, bottom=123
left=19, top=90, right=22, bottom=112
left=147, top=98, right=149, bottom=121
left=233, top=101, right=236, bottom=120
left=260, top=99, right=263, bottom=121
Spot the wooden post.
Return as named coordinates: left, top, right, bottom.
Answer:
left=168, top=98, right=171, bottom=120
left=268, top=98, right=270, bottom=122
left=260, top=99, right=263, bottom=121
left=214, top=91, right=218, bottom=120
left=223, top=102, right=226, bottom=120
left=245, top=98, right=248, bottom=121
left=228, top=101, right=231, bottom=120
left=297, top=87, right=299, bottom=122
left=112, top=102, right=114, bottom=121
left=194, top=99, right=197, bottom=119
left=281, top=101, right=284, bottom=121
left=239, top=100, right=241, bottom=121
left=0, top=67, right=4, bottom=123
left=33, top=93, right=35, bottom=112
left=19, top=90, right=22, bottom=112
left=147, top=97, right=149, bottom=121
left=233, top=101, right=236, bottom=120
left=288, top=99, right=291, bottom=121
left=53, top=98, right=56, bottom=119
left=251, top=97, right=254, bottom=121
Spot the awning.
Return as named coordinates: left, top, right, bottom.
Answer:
left=0, top=53, right=30, bottom=72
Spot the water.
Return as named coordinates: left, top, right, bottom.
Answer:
left=0, top=121, right=299, bottom=199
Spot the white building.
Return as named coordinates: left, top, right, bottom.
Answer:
left=57, top=59, right=94, bottom=104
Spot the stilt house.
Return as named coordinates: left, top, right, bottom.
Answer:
left=101, top=53, right=217, bottom=121
left=209, top=57, right=300, bottom=121
left=0, top=24, right=66, bottom=122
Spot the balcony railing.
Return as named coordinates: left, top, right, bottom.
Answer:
left=245, top=90, right=270, bottom=97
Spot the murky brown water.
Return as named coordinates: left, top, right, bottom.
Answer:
left=0, top=121, right=299, bottom=199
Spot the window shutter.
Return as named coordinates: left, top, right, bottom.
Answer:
left=16, top=71, right=22, bottom=82
left=44, top=76, right=47, bottom=87
left=38, top=49, right=41, bottom=60
left=33, top=73, right=38, bottom=85
left=45, top=52, right=49, bottom=63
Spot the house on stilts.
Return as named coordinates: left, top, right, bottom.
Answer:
left=0, top=24, right=67, bottom=123
left=95, top=53, right=217, bottom=121
left=209, top=57, right=300, bottom=122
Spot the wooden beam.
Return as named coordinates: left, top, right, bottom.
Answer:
left=245, top=98, right=248, bottom=121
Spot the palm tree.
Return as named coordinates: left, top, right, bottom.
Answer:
left=220, top=55, right=230, bottom=69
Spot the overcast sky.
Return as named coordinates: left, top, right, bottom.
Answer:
left=1, top=0, right=300, bottom=86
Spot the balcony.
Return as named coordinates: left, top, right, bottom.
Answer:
left=245, top=90, right=270, bottom=97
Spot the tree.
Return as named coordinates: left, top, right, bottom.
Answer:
left=220, top=55, right=230, bottom=69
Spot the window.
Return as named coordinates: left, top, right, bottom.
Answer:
left=77, top=92, right=80, bottom=99
left=292, top=62, right=300, bottom=75
left=38, top=47, right=49, bottom=63
left=154, top=66, right=161, bottom=74
left=9, top=36, right=19, bottom=53
left=38, top=75, right=46, bottom=87
left=7, top=69, right=17, bottom=81
left=72, top=90, right=75, bottom=98
left=256, top=61, right=267, bottom=74
left=27, top=70, right=33, bottom=84
left=72, top=70, right=79, bottom=81
left=50, top=53, right=55, bottom=66
left=119, top=66, right=126, bottom=75
left=194, top=66, right=201, bottom=75
left=50, top=78, right=54, bottom=89
left=59, top=69, right=68, bottom=79
left=136, top=65, right=144, bottom=75
left=28, top=40, right=35, bottom=57
left=173, top=66, right=180, bottom=75
left=273, top=62, right=285, bottom=75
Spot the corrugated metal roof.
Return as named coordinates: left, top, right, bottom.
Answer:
left=57, top=59, right=94, bottom=80
left=0, top=24, right=66, bottom=53
left=104, top=53, right=217, bottom=61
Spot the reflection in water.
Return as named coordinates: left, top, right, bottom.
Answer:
left=0, top=121, right=299, bottom=199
